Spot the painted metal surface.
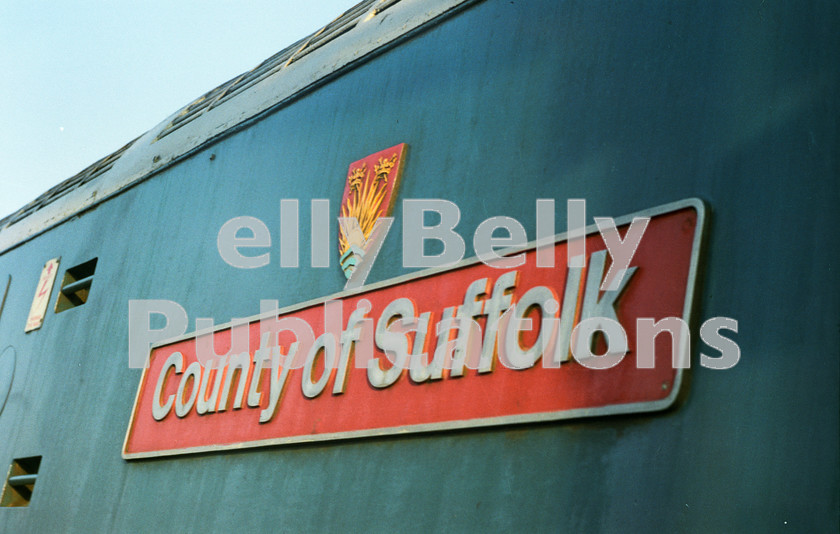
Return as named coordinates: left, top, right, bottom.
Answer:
left=0, top=275, right=9, bottom=321
left=0, top=0, right=837, bottom=531
left=0, top=347, right=14, bottom=417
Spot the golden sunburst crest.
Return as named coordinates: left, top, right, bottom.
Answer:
left=339, top=169, right=387, bottom=255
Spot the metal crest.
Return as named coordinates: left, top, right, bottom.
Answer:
left=337, top=143, right=407, bottom=279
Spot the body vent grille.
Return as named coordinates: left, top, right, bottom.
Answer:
left=55, top=258, right=98, bottom=313
left=1, top=456, right=42, bottom=507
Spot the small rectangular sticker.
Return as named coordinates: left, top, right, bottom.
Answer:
left=25, top=258, right=60, bottom=333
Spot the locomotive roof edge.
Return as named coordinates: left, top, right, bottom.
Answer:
left=0, top=0, right=471, bottom=256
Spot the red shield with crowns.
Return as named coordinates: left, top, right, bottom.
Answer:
left=338, top=143, right=407, bottom=279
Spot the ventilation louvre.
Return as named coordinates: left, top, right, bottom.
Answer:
left=1, top=456, right=42, bottom=507
left=55, top=258, right=98, bottom=313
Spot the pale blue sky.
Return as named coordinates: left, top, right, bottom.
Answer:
left=0, top=0, right=358, bottom=219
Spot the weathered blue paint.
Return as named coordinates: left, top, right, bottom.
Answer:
left=0, top=0, right=837, bottom=531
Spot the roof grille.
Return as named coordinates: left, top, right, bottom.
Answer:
left=154, top=0, right=391, bottom=142
left=0, top=0, right=405, bottom=232
left=0, top=137, right=137, bottom=229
